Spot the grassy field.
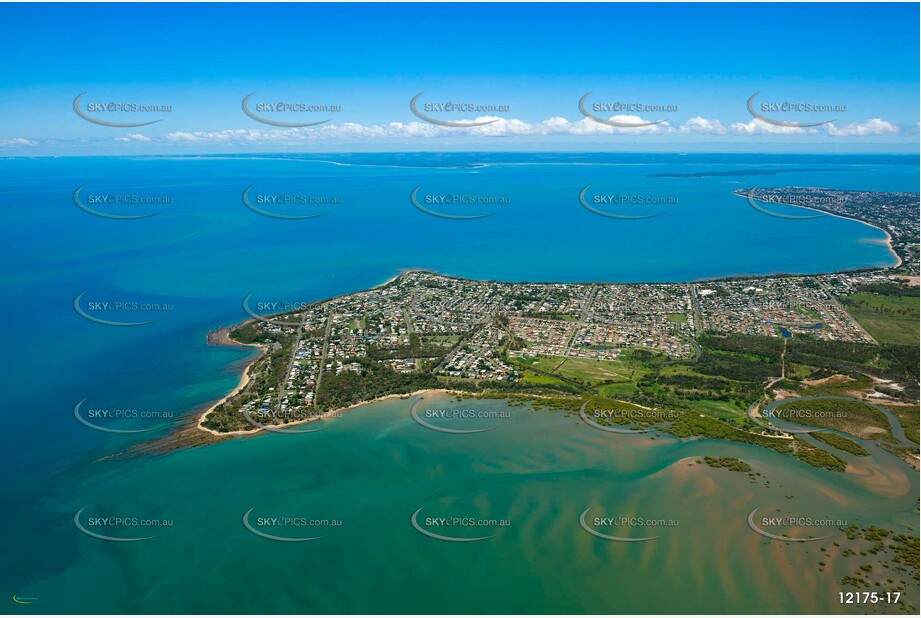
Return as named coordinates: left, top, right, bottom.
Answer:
left=513, top=354, right=647, bottom=387
left=424, top=334, right=462, bottom=345
left=597, top=382, right=639, bottom=398
left=849, top=309, right=919, bottom=345
left=784, top=363, right=815, bottom=380
left=555, top=357, right=640, bottom=383
left=667, top=313, right=688, bottom=324
left=520, top=370, right=571, bottom=387
left=684, top=398, right=746, bottom=420
left=845, top=292, right=919, bottom=345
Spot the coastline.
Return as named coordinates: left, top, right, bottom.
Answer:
left=197, top=328, right=269, bottom=434
left=199, top=385, right=461, bottom=437
left=189, top=191, right=911, bottom=443
left=733, top=190, right=904, bottom=269
left=839, top=217, right=901, bottom=269
left=196, top=265, right=909, bottom=439
left=195, top=272, right=417, bottom=436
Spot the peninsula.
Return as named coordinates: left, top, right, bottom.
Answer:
left=194, top=188, right=919, bottom=471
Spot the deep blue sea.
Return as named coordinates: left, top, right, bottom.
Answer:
left=0, top=153, right=917, bottom=613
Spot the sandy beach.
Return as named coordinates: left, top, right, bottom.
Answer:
left=197, top=328, right=269, bottom=435
left=199, top=383, right=460, bottom=437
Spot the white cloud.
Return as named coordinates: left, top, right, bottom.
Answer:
left=159, top=115, right=678, bottom=144
left=0, top=137, right=38, bottom=147
left=164, top=129, right=273, bottom=142
left=123, top=114, right=907, bottom=145
left=824, top=118, right=899, bottom=137
left=729, top=118, right=815, bottom=135
left=679, top=117, right=726, bottom=135
left=728, top=116, right=903, bottom=138
left=538, top=115, right=675, bottom=135
left=114, top=133, right=152, bottom=142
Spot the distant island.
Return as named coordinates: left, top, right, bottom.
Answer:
left=648, top=168, right=867, bottom=178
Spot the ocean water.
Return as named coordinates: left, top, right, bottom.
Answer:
left=0, top=153, right=917, bottom=613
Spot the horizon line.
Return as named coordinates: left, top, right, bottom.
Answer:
left=3, top=150, right=919, bottom=160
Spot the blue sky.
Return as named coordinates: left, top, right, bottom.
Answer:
left=1, top=2, right=918, bottom=154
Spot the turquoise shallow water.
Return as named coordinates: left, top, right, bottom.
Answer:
left=17, top=396, right=921, bottom=613
left=0, top=153, right=917, bottom=613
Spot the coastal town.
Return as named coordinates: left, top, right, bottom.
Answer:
left=201, top=266, right=913, bottom=433
left=195, top=184, right=918, bottom=503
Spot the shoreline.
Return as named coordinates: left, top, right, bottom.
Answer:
left=195, top=259, right=909, bottom=439
left=191, top=190, right=911, bottom=441
left=197, top=331, right=269, bottom=434
left=199, top=386, right=461, bottom=437
left=733, top=189, right=904, bottom=269
left=195, top=272, right=415, bottom=436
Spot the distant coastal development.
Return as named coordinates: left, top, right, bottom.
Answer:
left=197, top=187, right=920, bottom=475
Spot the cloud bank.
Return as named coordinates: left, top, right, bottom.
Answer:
left=0, top=115, right=909, bottom=148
